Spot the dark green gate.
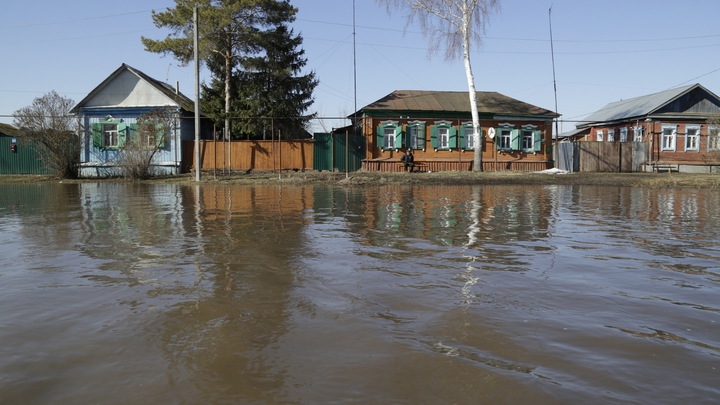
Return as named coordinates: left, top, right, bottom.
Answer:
left=313, top=131, right=364, bottom=172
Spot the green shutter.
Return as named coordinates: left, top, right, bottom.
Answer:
left=394, top=126, right=403, bottom=149
left=118, top=122, right=127, bottom=148
left=155, top=123, right=165, bottom=148
left=449, top=126, right=457, bottom=149
left=92, top=123, right=103, bottom=149
left=128, top=123, right=137, bottom=145
left=495, top=129, right=501, bottom=150
left=430, top=125, right=438, bottom=149
left=376, top=125, right=384, bottom=149
left=511, top=129, right=520, bottom=150
left=417, top=124, right=426, bottom=149
left=533, top=130, right=542, bottom=152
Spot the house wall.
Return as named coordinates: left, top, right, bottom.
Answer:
left=362, top=116, right=554, bottom=171
left=589, top=120, right=720, bottom=170
left=78, top=107, right=185, bottom=177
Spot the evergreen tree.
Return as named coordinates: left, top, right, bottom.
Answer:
left=201, top=18, right=318, bottom=140
left=141, top=0, right=296, bottom=141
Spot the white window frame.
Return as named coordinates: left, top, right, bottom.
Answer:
left=521, top=129, right=534, bottom=151
left=620, top=127, right=628, bottom=142
left=408, top=125, right=418, bottom=149
left=462, top=124, right=475, bottom=149
left=685, top=125, right=700, bottom=151
left=500, top=128, right=512, bottom=150
left=384, top=126, right=396, bottom=149
left=661, top=125, right=677, bottom=151
left=632, top=125, right=644, bottom=142
left=607, top=129, right=615, bottom=142
left=438, top=127, right=449, bottom=149
left=103, top=123, right=118, bottom=148
left=597, top=130, right=604, bottom=142
left=709, top=125, right=720, bottom=151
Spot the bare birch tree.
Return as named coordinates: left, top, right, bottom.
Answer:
left=377, top=0, right=500, bottom=171
left=12, top=90, right=81, bottom=178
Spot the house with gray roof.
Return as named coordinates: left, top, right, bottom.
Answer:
left=354, top=90, right=559, bottom=172
left=576, top=83, right=720, bottom=172
left=71, top=64, right=211, bottom=177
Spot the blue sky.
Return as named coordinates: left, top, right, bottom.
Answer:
left=3, top=0, right=720, bottom=134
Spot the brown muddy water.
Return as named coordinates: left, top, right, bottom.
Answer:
left=0, top=182, right=718, bottom=404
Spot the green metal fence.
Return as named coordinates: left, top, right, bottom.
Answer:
left=0, top=136, right=53, bottom=175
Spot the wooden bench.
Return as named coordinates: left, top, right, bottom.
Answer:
left=652, top=163, right=679, bottom=173
left=397, top=161, right=428, bottom=172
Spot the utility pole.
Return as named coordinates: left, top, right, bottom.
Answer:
left=194, top=4, right=201, bottom=181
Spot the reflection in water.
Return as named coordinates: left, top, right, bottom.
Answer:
left=0, top=183, right=719, bottom=404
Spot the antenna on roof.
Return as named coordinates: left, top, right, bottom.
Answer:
left=166, top=63, right=172, bottom=82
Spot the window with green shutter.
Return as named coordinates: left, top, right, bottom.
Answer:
left=377, top=121, right=400, bottom=150
left=406, top=121, right=425, bottom=150
left=93, top=117, right=124, bottom=150
left=432, top=120, right=454, bottom=150
left=495, top=124, right=515, bottom=151
left=520, top=125, right=540, bottom=152
left=461, top=122, right=476, bottom=150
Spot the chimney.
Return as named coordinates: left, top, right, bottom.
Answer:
left=175, top=81, right=179, bottom=95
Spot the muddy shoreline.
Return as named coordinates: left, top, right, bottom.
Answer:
left=3, top=170, right=720, bottom=189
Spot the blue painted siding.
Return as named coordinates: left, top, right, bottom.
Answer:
left=78, top=107, right=187, bottom=177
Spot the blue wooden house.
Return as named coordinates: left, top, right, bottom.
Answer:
left=71, top=64, right=209, bottom=177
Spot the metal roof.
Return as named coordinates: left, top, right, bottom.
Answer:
left=355, top=90, right=559, bottom=118
left=0, top=123, right=21, bottom=137
left=71, top=64, right=195, bottom=114
left=578, top=84, right=711, bottom=127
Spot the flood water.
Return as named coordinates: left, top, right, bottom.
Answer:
left=1, top=181, right=718, bottom=404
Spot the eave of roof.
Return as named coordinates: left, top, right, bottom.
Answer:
left=352, top=90, right=559, bottom=119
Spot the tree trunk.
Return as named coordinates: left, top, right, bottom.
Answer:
left=462, top=25, right=482, bottom=172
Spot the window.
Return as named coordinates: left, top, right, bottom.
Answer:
left=521, top=125, right=542, bottom=153
left=620, top=127, right=628, bottom=142
left=632, top=126, right=644, bottom=142
left=92, top=118, right=126, bottom=150
left=103, top=124, right=118, bottom=148
left=384, top=127, right=396, bottom=149
left=438, top=127, right=449, bottom=149
left=376, top=121, right=401, bottom=150
left=661, top=125, right=677, bottom=151
left=597, top=130, right=604, bottom=142
left=522, top=129, right=534, bottom=150
left=495, top=123, right=515, bottom=151
left=709, top=125, right=720, bottom=151
left=685, top=125, right=700, bottom=151
left=463, top=126, right=475, bottom=149
left=406, top=121, right=425, bottom=150
left=500, top=129, right=512, bottom=150
left=607, top=129, right=615, bottom=142
left=431, top=121, right=456, bottom=150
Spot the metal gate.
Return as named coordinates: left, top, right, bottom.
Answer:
left=313, top=132, right=364, bottom=172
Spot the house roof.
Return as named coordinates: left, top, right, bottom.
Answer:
left=0, top=122, right=21, bottom=137
left=578, top=83, right=720, bottom=128
left=71, top=63, right=195, bottom=113
left=354, top=90, right=559, bottom=118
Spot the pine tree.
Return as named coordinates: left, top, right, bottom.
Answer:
left=142, top=0, right=297, bottom=141
left=201, top=19, right=318, bottom=139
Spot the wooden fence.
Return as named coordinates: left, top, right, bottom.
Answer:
left=182, top=140, right=314, bottom=172
left=577, top=142, right=648, bottom=172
